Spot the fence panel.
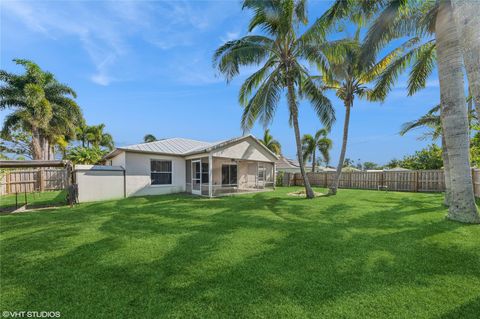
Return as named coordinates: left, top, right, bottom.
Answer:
left=0, top=168, right=68, bottom=195
left=474, top=169, right=480, bottom=198
left=287, top=170, right=448, bottom=193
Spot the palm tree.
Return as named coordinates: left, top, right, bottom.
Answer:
left=302, top=128, right=332, bottom=172
left=452, top=0, right=480, bottom=119
left=144, top=134, right=157, bottom=143
left=317, top=30, right=409, bottom=195
left=360, top=0, right=479, bottom=222
left=213, top=0, right=338, bottom=198
left=0, top=59, right=82, bottom=160
left=261, top=129, right=281, bottom=155
left=88, top=124, right=114, bottom=151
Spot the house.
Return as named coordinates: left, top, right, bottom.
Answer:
left=275, top=155, right=335, bottom=173
left=104, top=135, right=278, bottom=197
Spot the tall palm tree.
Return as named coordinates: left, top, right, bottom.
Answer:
left=361, top=0, right=479, bottom=222
left=318, top=30, right=409, bottom=195
left=302, top=128, right=332, bottom=172
left=144, top=134, right=157, bottom=143
left=213, top=0, right=338, bottom=199
left=0, top=59, right=82, bottom=160
left=261, top=129, right=281, bottom=155
left=452, top=0, right=480, bottom=119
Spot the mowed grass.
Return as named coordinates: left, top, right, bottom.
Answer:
left=0, top=190, right=66, bottom=209
left=1, top=187, right=479, bottom=318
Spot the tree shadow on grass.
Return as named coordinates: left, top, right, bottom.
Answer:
left=1, top=189, right=479, bottom=318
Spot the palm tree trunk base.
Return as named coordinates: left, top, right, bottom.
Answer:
left=328, top=187, right=337, bottom=195
left=446, top=211, right=480, bottom=224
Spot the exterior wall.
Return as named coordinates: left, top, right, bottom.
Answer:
left=211, top=158, right=273, bottom=190
left=124, top=152, right=185, bottom=196
left=110, top=152, right=126, bottom=167
left=75, top=165, right=125, bottom=203
left=212, top=138, right=276, bottom=162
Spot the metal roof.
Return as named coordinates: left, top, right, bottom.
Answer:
left=118, top=137, right=215, bottom=155
left=105, top=135, right=279, bottom=160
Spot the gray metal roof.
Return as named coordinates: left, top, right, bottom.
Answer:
left=118, top=138, right=215, bottom=155
left=105, top=135, right=279, bottom=160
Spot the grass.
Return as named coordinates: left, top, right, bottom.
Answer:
left=0, top=190, right=67, bottom=210
left=1, top=187, right=479, bottom=318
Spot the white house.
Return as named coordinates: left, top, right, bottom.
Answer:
left=104, top=135, right=278, bottom=197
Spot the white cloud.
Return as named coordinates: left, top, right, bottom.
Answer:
left=2, top=0, right=242, bottom=86
left=220, top=31, right=240, bottom=42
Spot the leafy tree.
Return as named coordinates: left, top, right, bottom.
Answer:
left=0, top=128, right=33, bottom=159
left=0, top=59, right=83, bottom=160
left=363, top=161, right=380, bottom=170
left=66, top=146, right=106, bottom=165
left=144, top=134, right=157, bottom=143
left=343, top=158, right=354, bottom=167
left=213, top=0, right=338, bottom=198
left=386, top=158, right=403, bottom=169
left=400, top=144, right=443, bottom=170
left=302, top=128, right=332, bottom=172
left=87, top=124, right=114, bottom=150
left=261, top=129, right=281, bottom=155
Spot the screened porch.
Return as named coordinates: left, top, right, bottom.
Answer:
left=185, top=157, right=275, bottom=197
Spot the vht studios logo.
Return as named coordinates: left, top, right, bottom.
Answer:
left=2, top=311, right=61, bottom=318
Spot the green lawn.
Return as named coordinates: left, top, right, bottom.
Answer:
left=0, top=190, right=67, bottom=210
left=1, top=188, right=479, bottom=318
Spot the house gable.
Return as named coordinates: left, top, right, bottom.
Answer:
left=211, top=136, right=277, bottom=162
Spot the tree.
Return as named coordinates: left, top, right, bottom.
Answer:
left=363, top=161, right=380, bottom=170
left=261, top=129, right=281, bottom=155
left=213, top=0, right=337, bottom=198
left=66, top=146, right=106, bottom=165
left=0, top=59, right=83, bottom=160
left=302, top=128, right=332, bottom=172
left=401, top=144, right=443, bottom=170
left=86, top=124, right=114, bottom=151
left=452, top=0, right=480, bottom=119
left=144, top=134, right=157, bottom=143
left=0, top=129, right=33, bottom=159
left=359, top=0, right=479, bottom=223
left=318, top=30, right=407, bottom=195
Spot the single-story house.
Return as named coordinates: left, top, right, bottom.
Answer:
left=275, top=155, right=335, bottom=173
left=104, top=135, right=278, bottom=197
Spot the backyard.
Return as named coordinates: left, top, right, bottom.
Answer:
left=1, top=187, right=479, bottom=318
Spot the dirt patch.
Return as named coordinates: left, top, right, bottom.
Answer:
left=287, top=190, right=326, bottom=197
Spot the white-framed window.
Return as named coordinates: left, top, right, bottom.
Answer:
left=258, top=163, right=266, bottom=182
left=221, top=164, right=237, bottom=185
left=151, top=160, right=172, bottom=185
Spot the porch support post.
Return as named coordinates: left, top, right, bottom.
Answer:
left=273, top=162, right=276, bottom=190
left=208, top=154, right=213, bottom=198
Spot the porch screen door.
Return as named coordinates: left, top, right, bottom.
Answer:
left=192, top=160, right=201, bottom=195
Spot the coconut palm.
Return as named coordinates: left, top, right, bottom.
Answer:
left=452, top=0, right=480, bottom=119
left=302, top=128, right=332, bottom=172
left=144, top=134, right=157, bottom=143
left=213, top=0, right=338, bottom=199
left=358, top=0, right=479, bottom=222
left=0, top=59, right=82, bottom=160
left=316, top=29, right=411, bottom=195
left=261, top=129, right=281, bottom=155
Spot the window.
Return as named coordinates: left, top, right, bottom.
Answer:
left=221, top=164, right=237, bottom=185
left=201, top=163, right=209, bottom=183
left=258, top=164, right=265, bottom=182
left=151, top=160, right=172, bottom=185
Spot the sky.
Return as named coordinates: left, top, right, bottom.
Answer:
left=0, top=0, right=440, bottom=165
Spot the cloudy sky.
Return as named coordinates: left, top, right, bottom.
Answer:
left=0, top=0, right=440, bottom=164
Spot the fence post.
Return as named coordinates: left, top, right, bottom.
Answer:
left=38, top=169, right=45, bottom=192
left=6, top=172, right=10, bottom=194
left=414, top=171, right=419, bottom=192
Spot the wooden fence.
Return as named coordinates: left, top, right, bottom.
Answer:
left=285, top=169, right=480, bottom=196
left=0, top=168, right=69, bottom=195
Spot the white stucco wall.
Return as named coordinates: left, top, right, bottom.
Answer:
left=75, top=165, right=125, bottom=203
left=110, top=152, right=126, bottom=167
left=124, top=152, right=185, bottom=196
left=212, top=138, right=277, bottom=162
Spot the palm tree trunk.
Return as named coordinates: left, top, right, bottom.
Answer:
left=287, top=82, right=315, bottom=199
left=436, top=2, right=479, bottom=223
left=329, top=99, right=351, bottom=195
left=312, top=150, right=316, bottom=173
left=441, top=134, right=451, bottom=206
left=452, top=0, right=480, bottom=119
left=31, top=128, right=42, bottom=160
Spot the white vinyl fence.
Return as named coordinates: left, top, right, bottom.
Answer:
left=74, top=165, right=125, bottom=203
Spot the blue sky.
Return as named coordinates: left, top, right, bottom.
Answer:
left=0, top=0, right=440, bottom=165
